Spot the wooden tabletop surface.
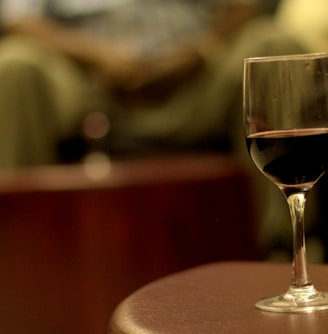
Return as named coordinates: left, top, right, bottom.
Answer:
left=109, top=262, right=328, bottom=334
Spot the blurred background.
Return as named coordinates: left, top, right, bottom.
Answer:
left=0, top=0, right=327, bottom=333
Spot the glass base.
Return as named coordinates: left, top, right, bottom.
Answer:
left=256, top=284, right=328, bottom=313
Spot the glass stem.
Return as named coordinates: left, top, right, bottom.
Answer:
left=286, top=192, right=311, bottom=288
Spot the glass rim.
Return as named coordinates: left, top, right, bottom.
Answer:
left=244, top=53, right=328, bottom=63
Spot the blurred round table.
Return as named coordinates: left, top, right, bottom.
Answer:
left=108, top=262, right=328, bottom=334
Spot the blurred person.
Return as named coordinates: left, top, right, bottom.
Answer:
left=0, top=0, right=295, bottom=169
left=0, top=0, right=289, bottom=168
left=0, top=0, right=210, bottom=166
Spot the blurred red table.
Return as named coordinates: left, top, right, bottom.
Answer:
left=108, top=262, right=328, bottom=334
left=0, top=154, right=259, bottom=334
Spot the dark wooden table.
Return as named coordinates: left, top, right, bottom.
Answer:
left=108, top=262, right=328, bottom=334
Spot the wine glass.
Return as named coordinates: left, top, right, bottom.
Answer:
left=243, top=53, right=328, bottom=312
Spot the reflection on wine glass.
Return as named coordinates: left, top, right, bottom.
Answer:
left=243, top=53, right=328, bottom=312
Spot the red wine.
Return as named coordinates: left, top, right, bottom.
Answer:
left=246, top=128, right=328, bottom=187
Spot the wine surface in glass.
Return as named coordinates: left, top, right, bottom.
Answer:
left=247, top=128, right=328, bottom=188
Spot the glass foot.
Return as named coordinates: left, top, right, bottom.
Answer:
left=256, top=284, right=328, bottom=313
